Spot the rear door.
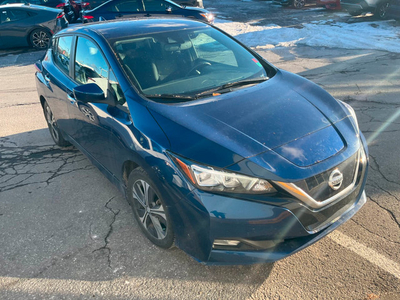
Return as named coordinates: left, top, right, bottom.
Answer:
left=41, top=35, right=75, bottom=132
left=0, top=8, right=31, bottom=48
left=97, top=0, right=144, bottom=20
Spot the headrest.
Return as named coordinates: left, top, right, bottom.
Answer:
left=164, top=40, right=192, bottom=52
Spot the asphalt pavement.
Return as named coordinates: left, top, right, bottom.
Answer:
left=1, top=1, right=400, bottom=299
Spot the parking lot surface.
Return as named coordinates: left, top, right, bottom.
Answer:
left=1, top=0, right=400, bottom=299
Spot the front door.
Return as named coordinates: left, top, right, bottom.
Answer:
left=68, top=36, right=132, bottom=176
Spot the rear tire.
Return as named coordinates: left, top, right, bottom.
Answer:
left=127, top=168, right=175, bottom=249
left=43, top=101, right=70, bottom=147
left=29, top=29, right=51, bottom=49
left=293, top=0, right=305, bottom=8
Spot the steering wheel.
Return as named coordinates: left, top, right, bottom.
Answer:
left=185, top=61, right=212, bottom=77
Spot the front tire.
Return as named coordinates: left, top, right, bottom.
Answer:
left=30, top=29, right=51, bottom=49
left=127, top=168, right=175, bottom=249
left=43, top=101, right=70, bottom=147
left=376, top=2, right=390, bottom=19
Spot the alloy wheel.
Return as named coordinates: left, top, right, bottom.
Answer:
left=293, top=0, right=305, bottom=8
left=31, top=30, right=50, bottom=49
left=132, top=179, right=168, bottom=240
left=378, top=2, right=390, bottom=19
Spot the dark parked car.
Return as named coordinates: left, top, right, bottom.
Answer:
left=80, top=0, right=107, bottom=9
left=81, top=0, right=214, bottom=23
left=35, top=19, right=368, bottom=265
left=375, top=0, right=400, bottom=18
left=0, top=4, right=67, bottom=49
left=341, top=0, right=394, bottom=18
left=387, top=0, right=400, bottom=18
left=174, top=0, right=203, bottom=7
left=0, top=0, right=78, bottom=22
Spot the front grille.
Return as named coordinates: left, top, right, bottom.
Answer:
left=293, top=151, right=359, bottom=203
left=289, top=147, right=367, bottom=233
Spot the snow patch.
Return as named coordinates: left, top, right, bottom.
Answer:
left=215, top=19, right=400, bottom=53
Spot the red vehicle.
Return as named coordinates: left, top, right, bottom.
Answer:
left=57, top=0, right=90, bottom=22
left=316, top=0, right=341, bottom=9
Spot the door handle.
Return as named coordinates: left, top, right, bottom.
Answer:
left=68, top=94, right=77, bottom=106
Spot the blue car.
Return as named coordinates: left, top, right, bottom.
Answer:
left=81, top=0, right=214, bottom=23
left=35, top=18, right=368, bottom=265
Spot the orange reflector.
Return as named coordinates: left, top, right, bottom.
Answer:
left=174, top=157, right=196, bottom=184
left=212, top=93, right=221, bottom=96
left=276, top=182, right=306, bottom=198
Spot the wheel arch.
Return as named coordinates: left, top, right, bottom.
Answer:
left=39, top=95, right=46, bottom=109
left=122, top=160, right=140, bottom=186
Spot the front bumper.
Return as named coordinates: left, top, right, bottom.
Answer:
left=163, top=139, right=368, bottom=265
left=206, top=191, right=366, bottom=265
left=180, top=180, right=367, bottom=265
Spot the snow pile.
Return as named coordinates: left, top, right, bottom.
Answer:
left=215, top=20, right=400, bottom=53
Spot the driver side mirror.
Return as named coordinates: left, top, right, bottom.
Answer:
left=73, top=83, right=116, bottom=106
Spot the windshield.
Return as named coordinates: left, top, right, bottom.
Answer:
left=112, top=27, right=274, bottom=100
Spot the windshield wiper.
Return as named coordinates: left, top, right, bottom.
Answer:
left=145, top=94, right=196, bottom=101
left=144, top=78, right=268, bottom=101
left=194, top=78, right=268, bottom=98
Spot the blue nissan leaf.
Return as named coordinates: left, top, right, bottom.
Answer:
left=35, top=18, right=368, bottom=265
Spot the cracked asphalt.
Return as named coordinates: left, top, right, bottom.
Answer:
left=1, top=1, right=400, bottom=299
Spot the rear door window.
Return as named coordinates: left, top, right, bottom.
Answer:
left=143, top=0, right=167, bottom=11
left=53, top=36, right=74, bottom=75
left=0, top=10, right=8, bottom=24
left=110, top=0, right=143, bottom=12
left=0, top=9, right=30, bottom=23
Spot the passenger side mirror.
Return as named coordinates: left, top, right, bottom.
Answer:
left=73, top=83, right=116, bottom=106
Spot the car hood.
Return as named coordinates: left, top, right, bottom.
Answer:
left=147, top=70, right=351, bottom=169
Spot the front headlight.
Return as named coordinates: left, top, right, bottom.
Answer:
left=340, top=100, right=359, bottom=134
left=200, top=13, right=215, bottom=23
left=171, top=155, right=276, bottom=194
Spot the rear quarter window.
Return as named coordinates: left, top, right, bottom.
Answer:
left=53, top=36, right=74, bottom=75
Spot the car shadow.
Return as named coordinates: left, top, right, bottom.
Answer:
left=0, top=128, right=275, bottom=299
left=0, top=48, right=45, bottom=68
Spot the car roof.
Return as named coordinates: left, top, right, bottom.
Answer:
left=0, top=3, right=61, bottom=11
left=57, top=18, right=210, bottom=41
